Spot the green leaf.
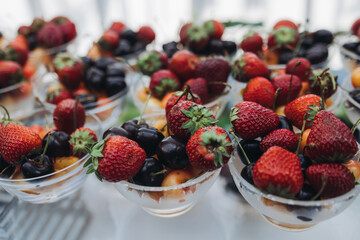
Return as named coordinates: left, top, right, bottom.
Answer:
left=230, top=107, right=240, bottom=122
left=86, top=165, right=95, bottom=174
left=93, top=157, right=99, bottom=170
left=95, top=171, right=103, bottom=181
left=83, top=158, right=92, bottom=168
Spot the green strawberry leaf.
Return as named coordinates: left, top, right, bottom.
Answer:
left=230, top=107, right=240, bottom=122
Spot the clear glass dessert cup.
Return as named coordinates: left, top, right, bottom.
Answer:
left=337, top=34, right=360, bottom=73
left=112, top=113, right=221, bottom=217
left=229, top=143, right=360, bottom=231
left=129, top=73, right=230, bottom=118
left=0, top=109, right=102, bottom=204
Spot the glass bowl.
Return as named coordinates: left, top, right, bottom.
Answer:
left=0, top=108, right=102, bottom=204
left=129, top=73, right=230, bottom=118
left=32, top=62, right=130, bottom=130
left=0, top=81, right=34, bottom=120
left=229, top=142, right=360, bottom=231
left=112, top=112, right=222, bottom=217
left=337, top=34, right=360, bottom=73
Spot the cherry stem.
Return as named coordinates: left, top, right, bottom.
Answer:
left=0, top=166, right=10, bottom=176
left=186, top=171, right=205, bottom=182
left=311, top=175, right=328, bottom=201
left=229, top=129, right=250, bottom=165
left=0, top=104, right=10, bottom=120
left=150, top=169, right=168, bottom=177
left=174, top=86, right=191, bottom=106
left=351, top=118, right=360, bottom=134
left=295, top=117, right=307, bottom=155
left=74, top=97, right=79, bottom=131
left=138, top=93, right=151, bottom=125
left=40, top=132, right=52, bottom=164
left=287, top=61, right=302, bottom=104
left=273, top=88, right=283, bottom=111
left=160, top=122, right=167, bottom=131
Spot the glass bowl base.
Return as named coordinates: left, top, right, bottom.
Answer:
left=262, top=215, right=315, bottom=232
left=142, top=203, right=194, bottom=218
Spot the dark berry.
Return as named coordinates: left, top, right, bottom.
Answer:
left=279, top=50, right=295, bottom=64
left=208, top=39, right=224, bottom=55
left=27, top=33, right=38, bottom=51
left=157, top=135, right=189, bottom=170
left=105, top=76, right=127, bottom=96
left=131, top=41, right=146, bottom=53
left=237, top=139, right=262, bottom=164
left=114, top=39, right=132, bottom=56
left=94, top=57, right=116, bottom=71
left=300, top=34, right=314, bottom=48
left=305, top=44, right=328, bottom=64
left=77, top=94, right=98, bottom=110
left=222, top=41, right=237, bottom=55
left=103, top=127, right=130, bottom=139
left=0, top=153, right=15, bottom=178
left=296, top=184, right=317, bottom=200
left=85, top=67, right=105, bottom=91
left=276, top=115, right=294, bottom=132
left=298, top=153, right=312, bottom=177
left=297, top=46, right=307, bottom=57
left=106, top=62, right=126, bottom=77
left=81, top=56, right=94, bottom=69
left=132, top=157, right=165, bottom=186
left=43, top=131, right=70, bottom=158
left=241, top=163, right=255, bottom=184
left=162, top=41, right=179, bottom=58
left=136, top=128, right=164, bottom=156
left=350, top=89, right=360, bottom=103
left=313, top=29, right=333, bottom=45
left=120, top=120, right=149, bottom=141
left=21, top=155, right=54, bottom=179
left=343, top=42, right=359, bottom=52
left=120, top=29, right=138, bottom=45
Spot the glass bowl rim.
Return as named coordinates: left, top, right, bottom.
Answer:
left=336, top=33, right=360, bottom=61
left=0, top=80, right=29, bottom=94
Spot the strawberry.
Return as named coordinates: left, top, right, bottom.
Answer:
left=53, top=99, right=86, bottom=134
left=186, top=25, right=209, bottom=52
left=351, top=18, right=360, bottom=36
left=203, top=20, right=224, bottom=39
left=18, top=26, right=32, bottom=37
left=253, top=146, right=303, bottom=197
left=137, top=26, right=156, bottom=44
left=53, top=53, right=85, bottom=90
left=230, top=101, right=279, bottom=140
left=183, top=78, right=209, bottom=102
left=137, top=50, right=168, bottom=76
left=50, top=16, right=77, bottom=43
left=5, top=41, right=29, bottom=66
left=260, top=129, right=298, bottom=152
left=306, top=111, right=357, bottom=163
left=98, top=30, right=119, bottom=52
left=169, top=50, right=198, bottom=81
left=36, top=23, right=64, bottom=48
left=271, top=74, right=301, bottom=106
left=195, top=56, right=230, bottom=95
left=284, top=94, right=321, bottom=129
left=28, top=125, right=44, bottom=135
left=109, top=22, right=126, bottom=34
left=149, top=69, right=181, bottom=99
left=231, top=52, right=269, bottom=83
left=267, top=27, right=298, bottom=50
left=30, top=18, right=46, bottom=33
left=179, top=23, right=193, bottom=45
left=167, top=101, right=216, bottom=138
left=86, top=136, right=146, bottom=182
left=285, top=58, right=312, bottom=82
left=243, top=77, right=274, bottom=109
left=164, top=91, right=202, bottom=117
left=239, top=31, right=263, bottom=54
left=186, top=126, right=233, bottom=171
left=46, top=88, right=72, bottom=105
left=306, top=163, right=354, bottom=199
left=70, top=127, right=97, bottom=157
left=0, top=124, right=42, bottom=165
left=0, top=60, right=24, bottom=88
left=308, top=69, right=337, bottom=99
left=273, top=20, right=298, bottom=30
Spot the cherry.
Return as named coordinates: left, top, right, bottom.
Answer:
left=21, top=155, right=54, bottom=179
left=241, top=163, right=255, bottom=184
left=0, top=153, right=15, bottom=178
left=103, top=126, right=130, bottom=139
left=276, top=115, right=294, bottom=132
left=296, top=184, right=318, bottom=200
left=298, top=153, right=312, bottom=177
left=237, top=139, right=262, bottom=164
left=157, top=135, right=189, bottom=169
left=132, top=157, right=165, bottom=186
left=43, top=130, right=70, bottom=158
left=120, top=120, right=149, bottom=141
left=136, top=128, right=164, bottom=156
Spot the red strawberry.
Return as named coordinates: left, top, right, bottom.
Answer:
left=253, top=146, right=303, bottom=196
left=231, top=52, right=269, bottom=83
left=37, top=23, right=64, bottom=48
left=186, top=25, right=209, bottom=52
left=230, top=101, right=279, bottom=140
left=53, top=53, right=85, bottom=90
left=149, top=69, right=181, bottom=99
left=86, top=136, right=146, bottom=182
left=239, top=32, right=263, bottom=54
left=169, top=50, right=198, bottom=81
left=203, top=20, right=224, bottom=39
left=284, top=94, right=321, bottom=129
left=46, top=88, right=72, bottom=105
left=271, top=74, right=301, bottom=106
left=260, top=129, right=298, bottom=152
left=273, top=20, right=298, bottom=30
left=306, top=163, right=354, bottom=199
left=50, top=16, right=77, bottom=43
left=179, top=23, right=193, bottom=45
left=183, top=78, right=209, bottom=102
left=98, top=30, right=119, bottom=52
left=167, top=101, right=216, bottom=138
left=70, top=127, right=97, bottom=157
left=30, top=18, right=46, bottom=33
left=306, top=111, right=358, bottom=163
left=308, top=69, right=337, bottom=99
left=267, top=27, right=298, bottom=49
left=186, top=126, right=233, bottom=171
left=285, top=58, right=312, bottom=82
left=109, top=22, right=126, bottom=34
left=0, top=124, right=42, bottom=165
left=0, top=60, right=24, bottom=88
left=195, top=56, right=230, bottom=95
left=164, top=91, right=202, bottom=117
left=17, top=26, right=32, bottom=37
left=137, top=50, right=168, bottom=76
left=5, top=42, right=29, bottom=66
left=351, top=18, right=360, bottom=36
left=243, top=77, right=274, bottom=109
left=53, top=99, right=86, bottom=134
left=137, top=26, right=156, bottom=44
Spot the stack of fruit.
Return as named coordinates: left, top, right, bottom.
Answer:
left=88, top=22, right=155, bottom=60
left=339, top=18, right=360, bottom=72
left=239, top=19, right=333, bottom=67
left=161, top=19, right=237, bottom=58
left=134, top=49, right=231, bottom=116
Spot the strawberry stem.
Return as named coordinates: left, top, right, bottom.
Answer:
left=40, top=132, right=52, bottom=164
left=207, top=81, right=232, bottom=89
left=273, top=88, right=283, bottom=111
left=287, top=61, right=302, bottom=104
left=229, top=128, right=251, bottom=165
left=0, top=104, right=11, bottom=120
left=138, top=93, right=151, bottom=125
left=351, top=118, right=360, bottom=134
left=174, top=86, right=191, bottom=106
left=295, top=117, right=307, bottom=155
left=310, top=175, right=328, bottom=201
